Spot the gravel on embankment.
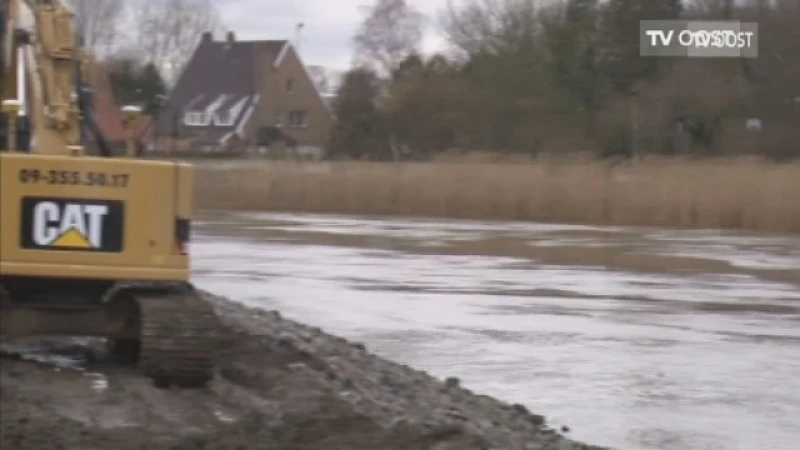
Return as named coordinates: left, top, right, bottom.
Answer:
left=0, top=290, right=609, bottom=450
left=203, top=291, right=609, bottom=450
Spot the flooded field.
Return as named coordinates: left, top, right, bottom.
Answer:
left=192, top=211, right=800, bottom=450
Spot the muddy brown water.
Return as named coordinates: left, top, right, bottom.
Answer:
left=189, top=211, right=800, bottom=450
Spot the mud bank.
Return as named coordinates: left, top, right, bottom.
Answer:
left=1, top=291, right=604, bottom=450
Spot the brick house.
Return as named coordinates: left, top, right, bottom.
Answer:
left=84, top=63, right=128, bottom=154
left=151, top=32, right=334, bottom=158
left=84, top=63, right=156, bottom=156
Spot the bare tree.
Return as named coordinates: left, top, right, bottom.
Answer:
left=439, top=0, right=541, bottom=57
left=353, top=0, right=426, bottom=79
left=130, top=0, right=224, bottom=86
left=66, top=0, right=125, bottom=56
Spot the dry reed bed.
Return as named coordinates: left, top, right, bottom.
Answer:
left=194, top=160, right=800, bottom=234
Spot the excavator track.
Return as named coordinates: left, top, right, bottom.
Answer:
left=134, top=290, right=218, bottom=388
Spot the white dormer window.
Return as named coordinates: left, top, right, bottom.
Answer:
left=214, top=110, right=234, bottom=126
left=184, top=111, right=210, bottom=126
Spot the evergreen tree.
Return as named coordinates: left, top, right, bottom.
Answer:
left=599, top=0, right=683, bottom=93
left=328, top=67, right=391, bottom=160
left=138, top=63, right=168, bottom=115
left=106, top=59, right=168, bottom=115
left=542, top=0, right=608, bottom=117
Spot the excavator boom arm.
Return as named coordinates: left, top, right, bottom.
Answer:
left=2, top=0, right=91, bottom=155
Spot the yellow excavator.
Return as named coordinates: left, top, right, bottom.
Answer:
left=0, top=0, right=219, bottom=388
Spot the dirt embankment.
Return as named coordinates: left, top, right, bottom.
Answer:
left=1, top=292, right=606, bottom=450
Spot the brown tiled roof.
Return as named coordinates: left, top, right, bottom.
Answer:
left=87, top=64, right=127, bottom=143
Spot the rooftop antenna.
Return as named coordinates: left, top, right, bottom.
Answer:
left=295, top=22, right=304, bottom=56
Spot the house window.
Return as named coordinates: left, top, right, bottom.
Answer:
left=184, top=111, right=210, bottom=126
left=286, top=78, right=295, bottom=94
left=214, top=110, right=234, bottom=126
left=288, top=110, right=307, bottom=128
left=275, top=107, right=284, bottom=127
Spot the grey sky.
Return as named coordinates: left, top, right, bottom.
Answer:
left=219, top=0, right=457, bottom=71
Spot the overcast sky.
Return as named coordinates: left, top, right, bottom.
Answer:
left=219, top=0, right=457, bottom=71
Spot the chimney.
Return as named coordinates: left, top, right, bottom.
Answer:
left=226, top=31, right=235, bottom=43
left=202, top=31, right=212, bottom=43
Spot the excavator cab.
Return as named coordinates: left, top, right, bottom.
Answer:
left=0, top=0, right=219, bottom=388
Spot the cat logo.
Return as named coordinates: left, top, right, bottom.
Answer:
left=20, top=197, right=124, bottom=252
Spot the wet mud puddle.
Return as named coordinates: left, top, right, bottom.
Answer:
left=0, top=337, right=243, bottom=434
left=192, top=211, right=800, bottom=450
left=1, top=338, right=109, bottom=391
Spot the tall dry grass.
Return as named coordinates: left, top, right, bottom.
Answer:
left=193, top=158, right=800, bottom=234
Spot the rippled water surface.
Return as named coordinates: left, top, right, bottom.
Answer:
left=192, top=211, right=800, bottom=450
